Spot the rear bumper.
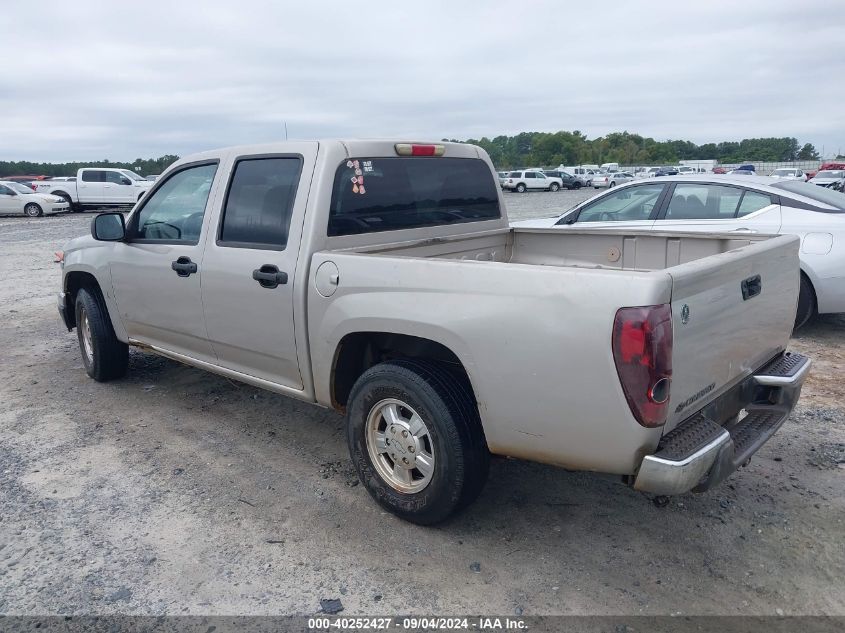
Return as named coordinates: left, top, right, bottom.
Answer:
left=634, top=352, right=811, bottom=496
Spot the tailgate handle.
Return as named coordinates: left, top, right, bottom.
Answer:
left=741, top=275, right=762, bottom=301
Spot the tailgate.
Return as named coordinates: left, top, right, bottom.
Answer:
left=665, top=234, right=800, bottom=431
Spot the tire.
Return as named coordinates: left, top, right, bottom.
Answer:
left=573, top=182, right=582, bottom=189
left=516, top=183, right=527, bottom=193
left=794, top=273, right=816, bottom=330
left=609, top=181, right=616, bottom=188
left=24, top=203, right=43, bottom=217
left=346, top=359, right=490, bottom=525
left=549, top=183, right=560, bottom=192
left=75, top=287, right=129, bottom=382
left=54, top=193, right=74, bottom=212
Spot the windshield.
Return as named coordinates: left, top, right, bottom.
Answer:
left=119, top=169, right=146, bottom=181
left=772, top=169, right=793, bottom=176
left=772, top=180, right=845, bottom=210
left=815, top=171, right=843, bottom=179
left=8, top=182, right=34, bottom=194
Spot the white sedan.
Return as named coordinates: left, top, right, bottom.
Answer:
left=592, top=171, right=634, bottom=188
left=770, top=168, right=807, bottom=181
left=0, top=181, right=69, bottom=216
left=512, top=174, right=845, bottom=328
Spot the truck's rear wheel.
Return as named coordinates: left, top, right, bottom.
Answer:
left=346, top=359, right=489, bottom=525
left=75, top=288, right=128, bottom=382
left=794, top=273, right=816, bottom=330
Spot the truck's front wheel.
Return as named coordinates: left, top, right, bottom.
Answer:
left=75, top=288, right=128, bottom=382
left=346, top=359, right=489, bottom=525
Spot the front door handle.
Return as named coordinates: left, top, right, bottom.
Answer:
left=732, top=227, right=757, bottom=233
left=252, top=264, right=288, bottom=289
left=171, top=256, right=198, bottom=277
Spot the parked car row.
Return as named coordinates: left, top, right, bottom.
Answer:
left=0, top=169, right=163, bottom=217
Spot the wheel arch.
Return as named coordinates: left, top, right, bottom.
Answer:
left=330, top=331, right=479, bottom=415
left=63, top=268, right=128, bottom=341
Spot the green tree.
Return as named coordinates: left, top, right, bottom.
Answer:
left=797, top=143, right=819, bottom=160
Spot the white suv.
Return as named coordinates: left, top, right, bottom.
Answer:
left=502, top=170, right=563, bottom=192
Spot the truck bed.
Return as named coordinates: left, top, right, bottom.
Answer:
left=343, top=226, right=778, bottom=273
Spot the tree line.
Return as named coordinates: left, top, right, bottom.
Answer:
left=0, top=155, right=180, bottom=178
left=0, top=133, right=827, bottom=176
left=442, top=131, right=821, bottom=169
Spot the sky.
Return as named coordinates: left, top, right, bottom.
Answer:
left=1, top=0, right=843, bottom=162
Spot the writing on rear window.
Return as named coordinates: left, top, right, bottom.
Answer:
left=327, top=157, right=500, bottom=236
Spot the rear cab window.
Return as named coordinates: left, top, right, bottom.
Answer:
left=327, top=157, right=500, bottom=236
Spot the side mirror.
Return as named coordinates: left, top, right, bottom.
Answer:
left=91, top=212, right=125, bottom=241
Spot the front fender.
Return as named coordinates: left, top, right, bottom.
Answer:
left=62, top=256, right=128, bottom=343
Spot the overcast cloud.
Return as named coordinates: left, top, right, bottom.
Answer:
left=1, top=0, right=843, bottom=162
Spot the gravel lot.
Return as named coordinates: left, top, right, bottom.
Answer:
left=1, top=201, right=843, bottom=617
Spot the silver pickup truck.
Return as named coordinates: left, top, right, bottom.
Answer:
left=57, top=140, right=810, bottom=524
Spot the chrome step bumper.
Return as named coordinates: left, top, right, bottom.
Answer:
left=634, top=352, right=811, bottom=496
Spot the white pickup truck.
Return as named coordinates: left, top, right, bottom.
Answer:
left=33, top=167, right=153, bottom=212
left=56, top=140, right=810, bottom=524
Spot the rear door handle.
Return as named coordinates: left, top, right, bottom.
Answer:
left=732, top=227, right=756, bottom=233
left=171, top=256, right=198, bottom=277
left=253, top=264, right=288, bottom=289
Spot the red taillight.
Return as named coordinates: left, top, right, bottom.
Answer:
left=30, top=184, right=37, bottom=191
left=612, top=304, right=673, bottom=427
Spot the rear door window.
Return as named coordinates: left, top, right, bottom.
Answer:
left=81, top=170, right=105, bottom=182
left=664, top=184, right=742, bottom=220
left=328, top=157, right=500, bottom=236
left=218, top=157, right=301, bottom=249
